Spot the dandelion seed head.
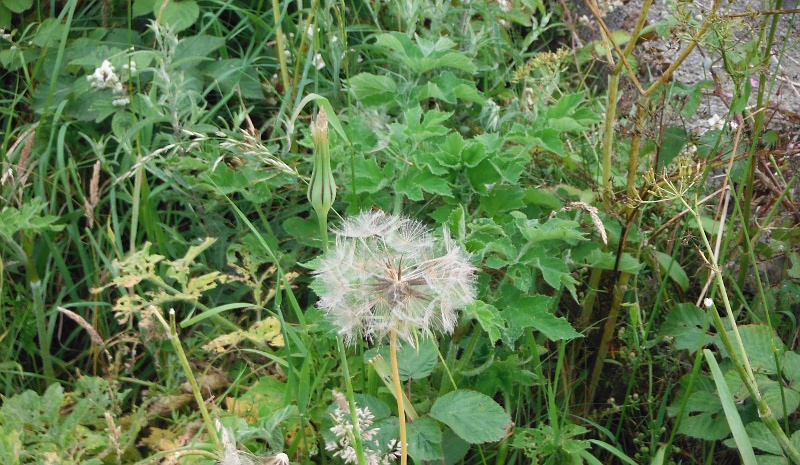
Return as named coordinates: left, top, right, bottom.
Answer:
left=312, top=211, right=476, bottom=345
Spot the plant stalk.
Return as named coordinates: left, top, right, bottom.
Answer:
left=390, top=330, right=408, bottom=465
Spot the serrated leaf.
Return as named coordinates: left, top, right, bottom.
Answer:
left=659, top=303, right=712, bottom=352
left=0, top=200, right=65, bottom=239
left=462, top=301, right=505, bottom=345
left=348, top=73, right=397, bottom=100
left=503, top=293, right=581, bottom=342
left=430, top=390, right=512, bottom=444
left=407, top=417, right=444, bottom=461
left=715, top=324, right=785, bottom=373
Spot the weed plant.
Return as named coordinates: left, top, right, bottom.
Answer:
left=1, top=0, right=800, bottom=464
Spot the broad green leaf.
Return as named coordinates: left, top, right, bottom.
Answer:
left=419, top=51, right=477, bottom=74
left=407, top=417, right=444, bottom=461
left=546, top=92, right=585, bottom=119
left=441, top=427, right=470, bottom=465
left=659, top=303, right=711, bottom=353
left=762, top=381, right=800, bottom=421
left=348, top=73, right=397, bottom=100
left=154, top=0, right=199, bottom=32
left=715, top=324, right=785, bottom=373
left=430, top=390, right=512, bottom=444
left=480, top=185, right=526, bottom=216
left=657, top=126, right=690, bottom=169
left=548, top=117, right=587, bottom=132
left=671, top=389, right=729, bottom=440
left=397, top=339, right=439, bottom=380
left=503, top=293, right=581, bottom=342
left=4, top=0, right=32, bottom=14
left=463, top=301, right=505, bottom=345
left=173, top=35, right=225, bottom=67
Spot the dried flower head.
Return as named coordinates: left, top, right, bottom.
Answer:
left=311, top=210, right=476, bottom=345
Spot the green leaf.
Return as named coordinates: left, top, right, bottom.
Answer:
left=651, top=250, right=689, bottom=292
left=3, top=0, right=32, bottom=14
left=462, top=301, right=505, bottom=345
left=348, top=73, right=397, bottom=100
left=704, top=349, right=757, bottom=465
left=715, top=324, right=785, bottom=373
left=153, top=0, right=199, bottom=33
left=480, top=186, right=526, bottom=216
left=430, top=390, right=512, bottom=444
left=407, top=417, right=444, bottom=461
left=659, top=303, right=712, bottom=353
left=397, top=339, right=439, bottom=380
left=548, top=117, right=587, bottom=132
left=0, top=199, right=65, bottom=239
left=657, top=127, right=690, bottom=169
left=723, top=422, right=782, bottom=455
left=503, top=292, right=582, bottom=342
left=516, top=216, right=587, bottom=244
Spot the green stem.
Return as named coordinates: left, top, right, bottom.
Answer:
left=155, top=309, right=221, bottom=454
left=390, top=331, right=408, bottom=465
left=337, top=337, right=368, bottom=465
left=270, top=0, right=290, bottom=92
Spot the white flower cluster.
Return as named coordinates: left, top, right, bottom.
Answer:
left=87, top=59, right=135, bottom=107
left=312, top=210, right=477, bottom=346
left=325, top=391, right=401, bottom=465
left=0, top=28, right=13, bottom=42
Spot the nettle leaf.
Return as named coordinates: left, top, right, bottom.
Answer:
left=348, top=72, right=397, bottom=100
left=407, top=417, right=444, bottom=462
left=659, top=303, right=712, bottom=353
left=463, top=301, right=505, bottom=345
left=429, top=390, right=512, bottom=444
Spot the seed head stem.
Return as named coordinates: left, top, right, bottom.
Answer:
left=390, top=330, right=408, bottom=465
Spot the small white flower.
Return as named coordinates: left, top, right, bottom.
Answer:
left=703, top=298, right=713, bottom=308
left=326, top=391, right=402, bottom=465
left=88, top=60, right=120, bottom=89
left=313, top=52, right=325, bottom=70
left=312, top=211, right=476, bottom=346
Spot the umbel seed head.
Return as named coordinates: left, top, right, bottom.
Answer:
left=311, top=210, right=477, bottom=346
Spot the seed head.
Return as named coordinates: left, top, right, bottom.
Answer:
left=311, top=211, right=477, bottom=345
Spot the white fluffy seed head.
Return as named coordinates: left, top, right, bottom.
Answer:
left=311, top=210, right=477, bottom=345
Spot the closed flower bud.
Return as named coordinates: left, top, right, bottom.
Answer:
left=307, top=108, right=336, bottom=217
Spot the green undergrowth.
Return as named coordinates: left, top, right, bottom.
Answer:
left=1, top=0, right=800, bottom=464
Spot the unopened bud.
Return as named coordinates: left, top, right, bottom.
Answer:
left=307, top=108, right=336, bottom=216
